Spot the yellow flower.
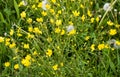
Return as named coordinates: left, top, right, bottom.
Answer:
left=98, top=44, right=105, bottom=50
left=90, top=1, right=93, bottom=5
left=38, top=2, right=42, bottom=8
left=107, top=20, right=114, bottom=26
left=55, top=28, right=61, bottom=33
left=45, top=4, right=50, bottom=9
left=85, top=36, right=90, bottom=41
left=72, top=11, right=80, bottom=17
left=32, top=4, right=36, bottom=9
left=96, top=17, right=100, bottom=22
left=27, top=18, right=32, bottom=24
left=21, top=59, right=31, bottom=67
left=68, top=30, right=76, bottom=35
left=53, top=64, right=58, bottom=70
left=14, top=64, right=19, bottom=70
left=116, top=41, right=120, bottom=45
left=109, top=29, right=117, bottom=35
left=25, top=54, right=31, bottom=60
left=104, top=44, right=109, bottom=48
left=33, top=27, right=42, bottom=34
left=36, top=18, right=43, bottom=22
left=10, top=29, right=14, bottom=36
left=47, top=37, right=52, bottom=42
left=27, top=33, right=34, bottom=38
left=41, top=11, right=47, bottom=16
left=51, top=0, right=56, bottom=3
left=87, top=10, right=92, bottom=17
left=17, top=33, right=22, bottom=37
left=115, top=24, right=120, bottom=28
left=50, top=9, right=55, bottom=15
left=81, top=15, right=85, bottom=22
left=28, top=27, right=33, bottom=32
left=68, top=21, right=73, bottom=25
left=61, top=29, right=65, bottom=35
left=33, top=51, right=38, bottom=56
left=50, top=18, right=54, bottom=24
left=80, top=4, right=84, bottom=8
left=90, top=44, right=95, bottom=51
left=9, top=42, right=16, bottom=48
left=5, top=38, right=10, bottom=46
left=90, top=18, right=94, bottom=23
left=18, top=1, right=24, bottom=7
left=20, top=11, right=26, bottom=18
left=0, top=37, right=4, bottom=42
left=4, top=62, right=10, bottom=67
left=23, top=44, right=29, bottom=49
left=60, top=62, right=64, bottom=66
left=58, top=10, right=62, bottom=14
left=46, top=49, right=52, bottom=57
left=56, top=20, right=62, bottom=26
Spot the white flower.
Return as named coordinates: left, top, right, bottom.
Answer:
left=42, top=0, right=47, bottom=10
left=67, top=25, right=74, bottom=32
left=103, top=3, right=111, bottom=11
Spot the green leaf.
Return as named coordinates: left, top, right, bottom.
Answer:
left=13, top=0, right=19, bottom=19
left=0, top=12, right=5, bottom=22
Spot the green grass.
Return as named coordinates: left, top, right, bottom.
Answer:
left=0, top=0, right=120, bottom=77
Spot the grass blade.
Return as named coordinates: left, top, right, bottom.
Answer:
left=13, top=0, right=20, bottom=19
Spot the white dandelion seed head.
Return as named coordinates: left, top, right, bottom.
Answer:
left=103, top=3, right=112, bottom=11
left=67, top=25, right=74, bottom=32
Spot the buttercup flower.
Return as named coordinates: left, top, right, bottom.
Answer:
left=21, top=59, right=31, bottom=67
left=20, top=11, right=26, bottom=18
left=98, top=44, right=105, bottom=50
left=72, top=11, right=80, bottom=17
left=4, top=62, right=10, bottom=67
left=53, top=64, right=58, bottom=70
left=14, top=64, right=19, bottom=70
left=46, top=49, right=52, bottom=57
left=109, top=29, right=117, bottom=35
left=90, top=44, right=95, bottom=51
left=0, top=37, right=4, bottom=42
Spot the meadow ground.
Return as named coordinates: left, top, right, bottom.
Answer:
left=0, top=0, right=120, bottom=77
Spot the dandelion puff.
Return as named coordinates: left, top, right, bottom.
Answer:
left=67, top=25, right=74, bottom=32
left=103, top=3, right=112, bottom=11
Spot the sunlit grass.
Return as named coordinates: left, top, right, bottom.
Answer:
left=0, top=0, right=120, bottom=77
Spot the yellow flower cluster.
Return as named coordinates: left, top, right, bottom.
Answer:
left=109, top=29, right=117, bottom=35
left=98, top=44, right=105, bottom=50
left=0, top=37, right=4, bottom=43
left=4, top=62, right=10, bottom=67
left=21, top=55, right=31, bottom=67
left=46, top=49, right=52, bottom=57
